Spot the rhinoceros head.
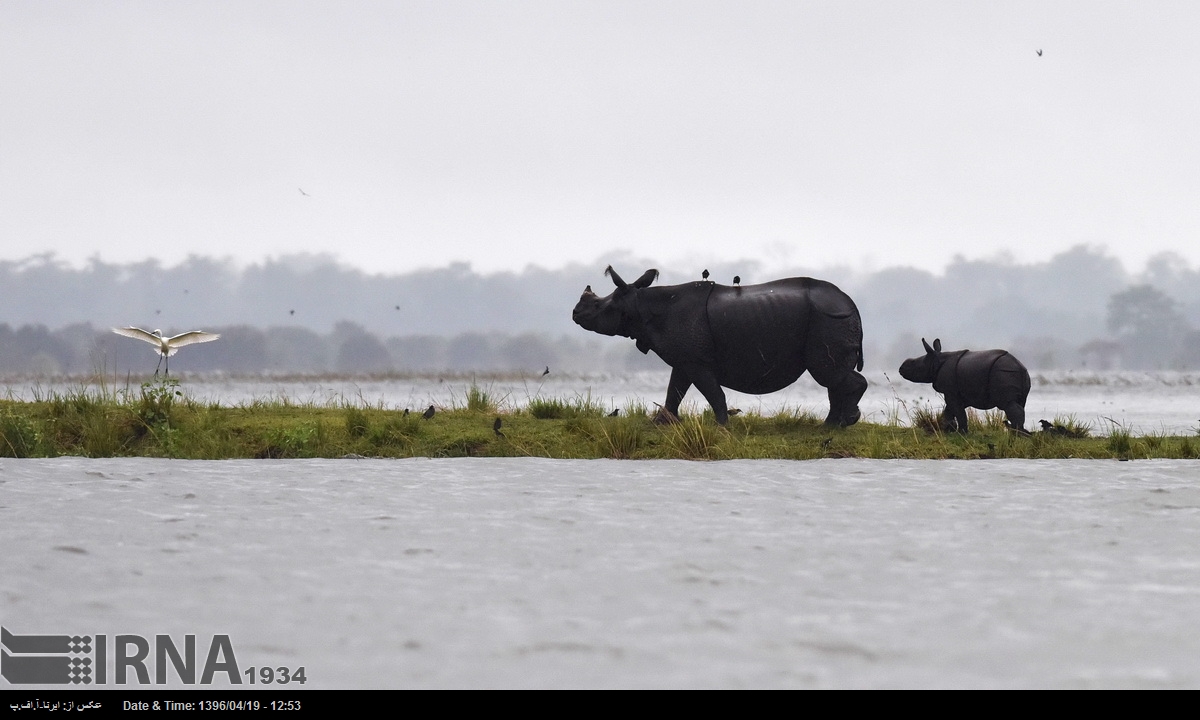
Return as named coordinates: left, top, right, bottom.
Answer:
left=571, top=266, right=660, bottom=338
left=898, top=338, right=943, bottom=384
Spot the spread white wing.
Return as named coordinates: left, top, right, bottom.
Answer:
left=163, top=331, right=220, bottom=355
left=111, top=327, right=162, bottom=346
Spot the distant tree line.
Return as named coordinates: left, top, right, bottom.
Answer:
left=0, top=322, right=661, bottom=377
left=1, top=246, right=1199, bottom=374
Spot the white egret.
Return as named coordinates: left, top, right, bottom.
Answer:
left=111, top=327, right=220, bottom=376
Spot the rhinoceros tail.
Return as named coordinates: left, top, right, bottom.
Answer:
left=856, top=344, right=864, bottom=372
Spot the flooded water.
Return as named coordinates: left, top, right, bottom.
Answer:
left=3, top=457, right=1199, bottom=689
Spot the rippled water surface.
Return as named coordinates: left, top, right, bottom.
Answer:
left=3, top=456, right=1200, bottom=688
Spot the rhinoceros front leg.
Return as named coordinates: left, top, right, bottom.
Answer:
left=940, top=397, right=969, bottom=433
left=658, top=367, right=692, bottom=424
left=660, top=366, right=730, bottom=425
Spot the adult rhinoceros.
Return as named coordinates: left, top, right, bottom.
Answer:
left=572, top=266, right=867, bottom=426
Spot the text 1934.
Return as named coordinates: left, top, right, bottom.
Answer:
left=243, top=665, right=307, bottom=684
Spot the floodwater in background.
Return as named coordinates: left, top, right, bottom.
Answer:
left=4, top=370, right=1199, bottom=435
left=2, top=457, right=1199, bottom=689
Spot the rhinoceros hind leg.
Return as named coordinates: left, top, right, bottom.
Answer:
left=1000, top=401, right=1027, bottom=434
left=823, top=370, right=867, bottom=426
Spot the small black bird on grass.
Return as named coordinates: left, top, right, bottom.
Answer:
left=422, top=405, right=436, bottom=420
left=1039, top=419, right=1084, bottom=438
left=493, top=417, right=505, bottom=438
left=608, top=409, right=619, bottom=417
left=403, top=408, right=410, bottom=417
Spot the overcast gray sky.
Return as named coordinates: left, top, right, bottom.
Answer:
left=4, top=1, right=1199, bottom=276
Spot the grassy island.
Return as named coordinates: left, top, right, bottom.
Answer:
left=0, top=379, right=1196, bottom=461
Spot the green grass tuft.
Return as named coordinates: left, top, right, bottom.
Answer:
left=344, top=405, right=370, bottom=438
left=0, top=410, right=40, bottom=457
left=527, top=393, right=606, bottom=419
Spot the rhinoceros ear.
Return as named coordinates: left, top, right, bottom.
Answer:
left=922, top=338, right=934, bottom=355
left=933, top=338, right=942, bottom=353
left=632, top=269, right=659, bottom=289
left=604, top=266, right=628, bottom=289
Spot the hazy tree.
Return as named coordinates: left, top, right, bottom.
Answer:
left=498, top=333, right=559, bottom=373
left=190, top=325, right=268, bottom=374
left=1177, top=330, right=1200, bottom=370
left=1140, top=252, right=1200, bottom=326
left=446, top=333, right=493, bottom=372
left=54, top=323, right=100, bottom=375
left=1078, top=338, right=1123, bottom=370
left=1107, top=285, right=1192, bottom=369
left=14, top=325, right=73, bottom=375
left=264, top=326, right=332, bottom=373
left=1038, top=245, right=1127, bottom=310
left=336, top=334, right=392, bottom=373
left=1009, top=334, right=1070, bottom=370
left=387, top=335, right=448, bottom=372
left=331, top=321, right=391, bottom=373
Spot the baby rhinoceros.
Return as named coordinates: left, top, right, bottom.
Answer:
left=899, top=338, right=1031, bottom=434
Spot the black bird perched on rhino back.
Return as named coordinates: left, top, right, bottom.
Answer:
left=702, top=269, right=710, bottom=281
left=899, top=338, right=1031, bottom=434
left=572, top=265, right=866, bottom=426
